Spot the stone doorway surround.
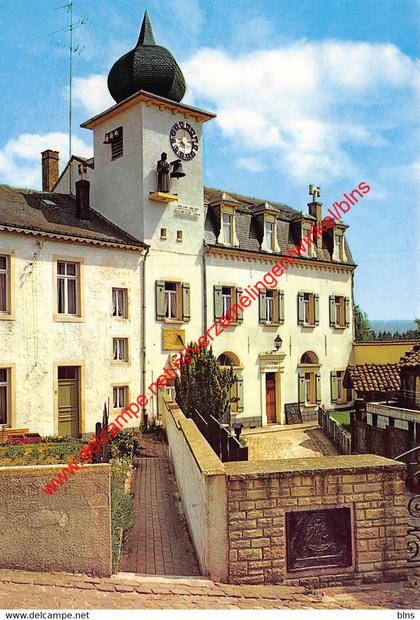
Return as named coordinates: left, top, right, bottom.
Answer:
left=259, top=351, right=286, bottom=425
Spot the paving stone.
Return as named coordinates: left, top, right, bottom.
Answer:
left=95, top=583, right=116, bottom=592
left=0, top=570, right=419, bottom=609
left=121, top=454, right=200, bottom=577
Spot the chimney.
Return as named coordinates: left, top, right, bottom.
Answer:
left=41, top=150, right=59, bottom=192
left=75, top=179, right=91, bottom=220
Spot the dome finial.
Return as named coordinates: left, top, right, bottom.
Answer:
left=107, top=8, right=186, bottom=104
left=137, top=10, right=155, bottom=46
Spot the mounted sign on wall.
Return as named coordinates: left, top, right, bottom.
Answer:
left=175, top=204, right=200, bottom=219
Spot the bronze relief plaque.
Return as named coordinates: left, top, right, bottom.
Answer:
left=286, top=507, right=352, bottom=572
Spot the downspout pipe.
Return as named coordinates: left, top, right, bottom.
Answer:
left=202, top=241, right=209, bottom=334
left=141, top=245, right=150, bottom=426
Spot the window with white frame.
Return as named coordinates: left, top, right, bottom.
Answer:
left=0, top=255, right=9, bottom=313
left=304, top=293, right=311, bottom=324
left=222, top=286, right=233, bottom=316
left=302, top=225, right=315, bottom=257
left=222, top=213, right=233, bottom=244
left=156, top=281, right=190, bottom=322
left=266, top=289, right=274, bottom=322
left=113, top=338, right=128, bottom=362
left=113, top=386, right=128, bottom=409
left=335, top=296, right=343, bottom=326
left=298, top=292, right=318, bottom=326
left=265, top=221, right=274, bottom=251
left=329, top=295, right=349, bottom=328
left=304, top=372, right=314, bottom=404
left=112, top=288, right=128, bottom=318
left=0, top=368, right=10, bottom=425
left=165, top=282, right=178, bottom=319
left=334, top=233, right=345, bottom=260
left=57, top=261, right=79, bottom=315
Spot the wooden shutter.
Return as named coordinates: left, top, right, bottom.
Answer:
left=259, top=289, right=267, bottom=323
left=345, top=297, right=350, bottom=327
left=298, top=373, right=306, bottom=403
left=155, top=281, right=166, bottom=321
left=314, top=294, right=320, bottom=325
left=297, top=293, right=305, bottom=325
left=278, top=291, right=284, bottom=323
left=316, top=372, right=321, bottom=404
left=236, top=287, right=244, bottom=323
left=214, top=285, right=223, bottom=320
left=237, top=376, right=244, bottom=412
left=330, top=371, right=338, bottom=403
left=182, top=283, right=191, bottom=321
left=329, top=296, right=336, bottom=326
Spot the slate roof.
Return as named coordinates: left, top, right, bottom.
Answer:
left=345, top=364, right=401, bottom=393
left=203, top=187, right=354, bottom=265
left=0, top=185, right=146, bottom=249
left=400, top=345, right=420, bottom=368
left=108, top=11, right=186, bottom=104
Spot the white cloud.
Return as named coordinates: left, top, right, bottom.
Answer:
left=72, top=74, right=114, bottom=116
left=183, top=41, right=419, bottom=183
left=236, top=157, right=266, bottom=173
left=0, top=132, right=92, bottom=189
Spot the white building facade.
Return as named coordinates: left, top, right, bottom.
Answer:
left=0, top=187, right=145, bottom=436
left=0, top=12, right=355, bottom=435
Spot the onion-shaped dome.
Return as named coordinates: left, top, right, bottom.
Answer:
left=108, top=11, right=186, bottom=104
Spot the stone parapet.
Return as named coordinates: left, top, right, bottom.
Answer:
left=0, top=463, right=112, bottom=576
left=162, top=398, right=408, bottom=587
left=225, top=455, right=407, bottom=586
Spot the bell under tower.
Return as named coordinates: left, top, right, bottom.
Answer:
left=80, top=11, right=215, bottom=250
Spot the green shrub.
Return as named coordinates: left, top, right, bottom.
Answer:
left=1, top=445, right=25, bottom=459
left=41, top=436, right=84, bottom=444
left=140, top=419, right=165, bottom=439
left=110, top=458, right=133, bottom=572
left=108, top=431, right=139, bottom=460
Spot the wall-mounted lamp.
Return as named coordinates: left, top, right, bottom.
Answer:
left=274, top=335, right=282, bottom=351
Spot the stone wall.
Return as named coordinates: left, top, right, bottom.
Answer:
left=163, top=398, right=408, bottom=587
left=163, top=397, right=228, bottom=581
left=225, top=456, right=407, bottom=586
left=0, top=464, right=112, bottom=576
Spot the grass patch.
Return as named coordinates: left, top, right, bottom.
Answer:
left=111, top=458, right=134, bottom=572
left=0, top=439, right=84, bottom=466
left=329, top=410, right=352, bottom=432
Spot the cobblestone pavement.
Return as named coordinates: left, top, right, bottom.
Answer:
left=121, top=457, right=200, bottom=576
left=0, top=569, right=419, bottom=610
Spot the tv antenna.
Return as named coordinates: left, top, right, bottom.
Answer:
left=52, top=2, right=87, bottom=190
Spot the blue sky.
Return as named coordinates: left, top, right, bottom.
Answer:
left=0, top=0, right=419, bottom=320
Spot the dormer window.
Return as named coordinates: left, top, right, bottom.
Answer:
left=334, top=231, right=346, bottom=261
left=103, top=126, right=123, bottom=160
left=265, top=221, right=274, bottom=251
left=222, top=212, right=233, bottom=244
left=262, top=215, right=277, bottom=252
left=302, top=224, right=315, bottom=257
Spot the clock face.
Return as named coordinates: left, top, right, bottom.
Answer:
left=169, top=121, right=199, bottom=161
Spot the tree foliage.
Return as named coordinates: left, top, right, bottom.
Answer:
left=354, top=306, right=420, bottom=342
left=174, top=344, right=236, bottom=422
left=354, top=304, right=373, bottom=341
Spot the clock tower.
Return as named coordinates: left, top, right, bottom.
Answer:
left=81, top=11, right=215, bottom=252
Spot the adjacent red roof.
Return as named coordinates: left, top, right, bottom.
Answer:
left=345, top=363, right=400, bottom=393
left=400, top=345, right=420, bottom=368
